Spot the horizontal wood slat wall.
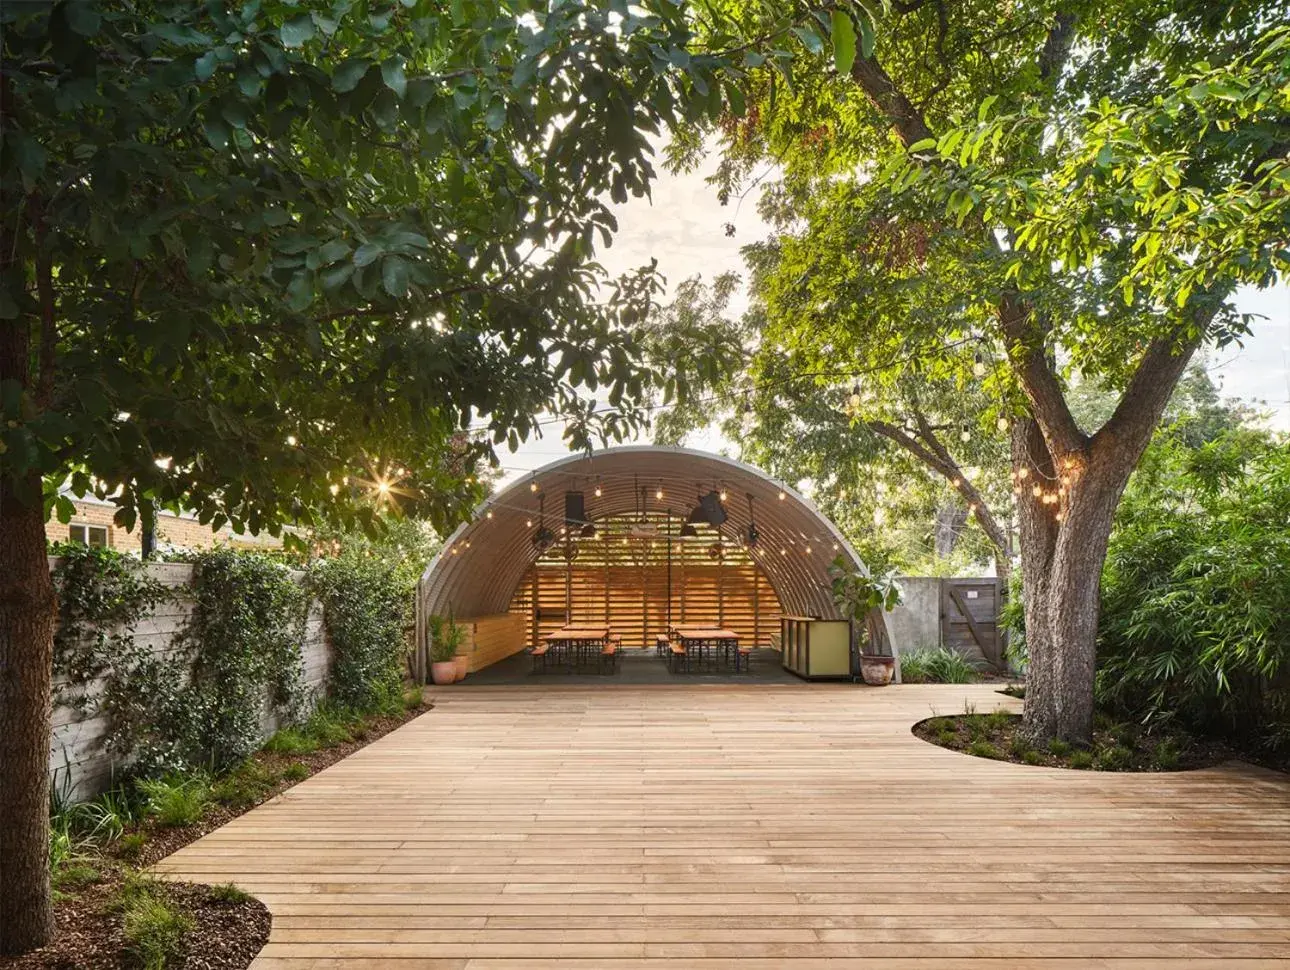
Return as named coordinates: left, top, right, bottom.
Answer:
left=460, top=613, right=528, bottom=673
left=506, top=517, right=784, bottom=652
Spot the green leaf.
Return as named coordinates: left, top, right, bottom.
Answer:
left=286, top=273, right=314, bottom=311
left=484, top=100, right=506, bottom=131
left=380, top=60, right=407, bottom=98
left=333, top=58, right=371, bottom=93
left=831, top=10, right=856, bottom=75
left=55, top=495, right=75, bottom=524
left=201, top=116, right=230, bottom=150
left=791, top=26, right=824, bottom=55
left=353, top=242, right=384, bottom=267
left=64, top=2, right=102, bottom=36
left=195, top=50, right=218, bottom=82
left=857, top=12, right=875, bottom=60
left=280, top=14, right=315, bottom=48
left=381, top=256, right=411, bottom=298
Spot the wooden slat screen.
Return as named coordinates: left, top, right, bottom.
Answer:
left=507, top=513, right=783, bottom=650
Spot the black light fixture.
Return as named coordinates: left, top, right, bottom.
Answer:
left=679, top=522, right=698, bottom=538
left=532, top=495, right=554, bottom=552
left=698, top=489, right=727, bottom=526
left=745, top=492, right=759, bottom=547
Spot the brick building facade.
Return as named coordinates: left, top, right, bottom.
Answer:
left=47, top=496, right=283, bottom=553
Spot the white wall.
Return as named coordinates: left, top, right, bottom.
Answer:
left=48, top=560, right=331, bottom=801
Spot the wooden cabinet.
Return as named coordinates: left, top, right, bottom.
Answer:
left=780, top=615, right=853, bottom=680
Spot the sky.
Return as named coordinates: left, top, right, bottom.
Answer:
left=490, top=153, right=1290, bottom=490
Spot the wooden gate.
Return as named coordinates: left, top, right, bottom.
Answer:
left=941, top=578, right=1003, bottom=670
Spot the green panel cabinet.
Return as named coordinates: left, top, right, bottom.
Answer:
left=781, top=616, right=853, bottom=680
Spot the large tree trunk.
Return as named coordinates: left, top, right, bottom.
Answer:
left=0, top=477, right=57, bottom=955
left=1012, top=405, right=1173, bottom=743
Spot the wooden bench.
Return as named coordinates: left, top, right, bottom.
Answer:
left=600, top=641, right=618, bottom=674
left=737, top=645, right=753, bottom=673
left=668, top=642, right=687, bottom=673
left=530, top=642, right=550, bottom=672
left=655, top=634, right=671, bottom=657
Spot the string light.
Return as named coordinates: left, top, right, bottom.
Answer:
left=526, top=518, right=532, bottom=527
left=997, top=417, right=1009, bottom=432
left=328, top=484, right=339, bottom=496
left=594, top=483, right=603, bottom=497
left=847, top=383, right=862, bottom=410
left=655, top=484, right=664, bottom=500
left=719, top=489, right=728, bottom=502
left=1032, top=484, right=1042, bottom=498
left=777, top=490, right=786, bottom=501
left=805, top=545, right=812, bottom=555
left=972, top=354, right=986, bottom=378
left=529, top=480, right=538, bottom=493
left=486, top=510, right=494, bottom=519
left=1018, top=467, right=1029, bottom=479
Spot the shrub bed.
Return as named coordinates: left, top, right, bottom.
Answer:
left=19, top=691, right=427, bottom=970
left=913, top=708, right=1234, bottom=771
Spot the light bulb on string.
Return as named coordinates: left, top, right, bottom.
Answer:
left=777, top=490, right=786, bottom=501
left=973, top=354, right=986, bottom=378
left=1017, top=467, right=1029, bottom=479
left=594, top=483, right=602, bottom=498
left=960, top=425, right=971, bottom=443
left=997, top=416, right=1009, bottom=432
left=847, top=383, right=862, bottom=411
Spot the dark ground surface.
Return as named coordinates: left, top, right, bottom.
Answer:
left=456, top=646, right=813, bottom=687
left=3, top=873, right=270, bottom=970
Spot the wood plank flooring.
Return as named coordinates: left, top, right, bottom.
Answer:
left=154, top=683, right=1290, bottom=968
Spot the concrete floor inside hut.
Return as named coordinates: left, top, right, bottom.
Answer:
left=457, top=646, right=805, bottom=687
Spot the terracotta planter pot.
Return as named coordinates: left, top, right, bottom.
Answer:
left=453, top=653, right=470, bottom=681
left=431, top=661, right=457, bottom=686
left=859, top=654, right=895, bottom=686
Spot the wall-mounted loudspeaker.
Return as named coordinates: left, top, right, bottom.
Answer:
left=565, top=491, right=587, bottom=525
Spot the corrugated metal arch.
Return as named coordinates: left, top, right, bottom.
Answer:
left=417, top=446, right=872, bottom=631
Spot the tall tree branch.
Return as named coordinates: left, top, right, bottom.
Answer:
left=868, top=414, right=1010, bottom=564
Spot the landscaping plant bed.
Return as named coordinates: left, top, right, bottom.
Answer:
left=5, top=864, right=269, bottom=970
left=913, top=708, right=1237, bottom=771
left=129, top=697, right=431, bottom=868
left=4, top=693, right=429, bottom=970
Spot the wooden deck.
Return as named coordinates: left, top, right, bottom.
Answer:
left=155, top=684, right=1290, bottom=968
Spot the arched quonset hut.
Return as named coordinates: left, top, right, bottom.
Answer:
left=415, top=446, right=890, bottom=678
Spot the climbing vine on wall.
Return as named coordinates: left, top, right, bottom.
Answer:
left=310, top=552, right=410, bottom=713
left=51, top=543, right=169, bottom=712
left=172, top=550, right=308, bottom=770
left=52, top=547, right=309, bottom=777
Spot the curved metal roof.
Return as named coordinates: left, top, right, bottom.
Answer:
left=417, top=446, right=869, bottom=621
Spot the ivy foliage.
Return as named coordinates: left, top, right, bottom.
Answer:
left=173, top=551, right=308, bottom=770
left=51, top=543, right=168, bottom=699
left=310, top=551, right=409, bottom=713
left=52, top=548, right=310, bottom=776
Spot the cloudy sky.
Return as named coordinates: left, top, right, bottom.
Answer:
left=492, top=154, right=1290, bottom=488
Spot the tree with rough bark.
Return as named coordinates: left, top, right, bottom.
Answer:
left=0, top=0, right=755, bottom=953
left=679, top=1, right=1290, bottom=742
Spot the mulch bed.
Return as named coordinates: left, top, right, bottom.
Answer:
left=4, top=866, right=270, bottom=970
left=2, top=699, right=431, bottom=969
left=912, top=709, right=1240, bottom=772
left=133, top=701, right=431, bottom=868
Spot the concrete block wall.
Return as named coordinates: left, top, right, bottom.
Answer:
left=49, top=560, right=330, bottom=801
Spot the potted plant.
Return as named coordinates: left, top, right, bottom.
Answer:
left=428, top=615, right=465, bottom=686
left=452, top=619, right=472, bottom=682
left=829, top=559, right=903, bottom=686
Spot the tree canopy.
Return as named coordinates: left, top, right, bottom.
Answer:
left=0, top=0, right=746, bottom=541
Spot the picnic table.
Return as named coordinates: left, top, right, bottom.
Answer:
left=669, top=625, right=747, bottom=672
left=533, top=625, right=614, bottom=672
